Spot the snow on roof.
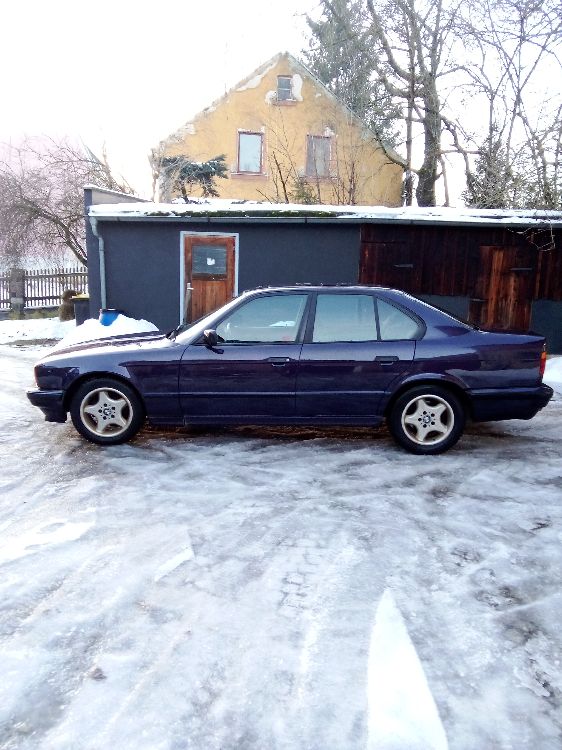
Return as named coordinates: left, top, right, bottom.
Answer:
left=88, top=199, right=562, bottom=228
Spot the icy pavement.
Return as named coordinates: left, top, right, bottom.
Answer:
left=1, top=344, right=561, bottom=750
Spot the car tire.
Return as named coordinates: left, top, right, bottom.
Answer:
left=70, top=378, right=145, bottom=446
left=389, top=385, right=465, bottom=455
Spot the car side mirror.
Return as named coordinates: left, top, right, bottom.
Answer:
left=203, top=329, right=219, bottom=348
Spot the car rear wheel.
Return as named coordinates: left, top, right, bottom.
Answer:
left=389, top=386, right=465, bottom=454
left=70, top=378, right=145, bottom=445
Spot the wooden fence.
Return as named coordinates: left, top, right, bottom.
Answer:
left=0, top=274, right=8, bottom=310
left=0, top=267, right=88, bottom=311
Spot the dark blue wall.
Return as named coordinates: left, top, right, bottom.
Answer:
left=87, top=221, right=361, bottom=331
left=531, top=301, right=562, bottom=354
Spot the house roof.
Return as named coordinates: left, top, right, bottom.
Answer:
left=88, top=198, right=562, bottom=229
left=157, top=51, right=404, bottom=165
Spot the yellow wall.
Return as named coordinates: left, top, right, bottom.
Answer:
left=157, top=53, right=403, bottom=206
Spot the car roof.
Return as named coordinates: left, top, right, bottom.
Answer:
left=245, top=285, right=392, bottom=293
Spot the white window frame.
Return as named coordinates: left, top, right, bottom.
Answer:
left=237, top=131, right=264, bottom=174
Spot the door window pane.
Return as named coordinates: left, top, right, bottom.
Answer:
left=238, top=132, right=263, bottom=173
left=312, top=294, right=376, bottom=342
left=192, top=245, right=227, bottom=277
left=216, top=294, right=308, bottom=343
left=377, top=298, right=421, bottom=340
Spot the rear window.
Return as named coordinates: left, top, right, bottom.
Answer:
left=376, top=299, right=422, bottom=340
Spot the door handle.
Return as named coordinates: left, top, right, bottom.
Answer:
left=375, top=356, right=399, bottom=364
left=267, top=357, right=292, bottom=366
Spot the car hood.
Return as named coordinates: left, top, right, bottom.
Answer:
left=42, top=330, right=168, bottom=360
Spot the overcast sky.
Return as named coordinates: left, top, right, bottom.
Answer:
left=1, top=0, right=318, bottom=196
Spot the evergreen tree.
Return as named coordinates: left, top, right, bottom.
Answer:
left=464, top=134, right=516, bottom=209
left=303, top=0, right=400, bottom=147
left=160, top=155, right=228, bottom=200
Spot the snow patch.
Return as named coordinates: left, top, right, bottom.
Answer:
left=0, top=520, right=93, bottom=564
left=0, top=317, right=74, bottom=344
left=291, top=73, right=303, bottom=101
left=236, top=60, right=277, bottom=92
left=367, top=589, right=448, bottom=750
left=50, top=314, right=159, bottom=352
left=153, top=546, right=194, bottom=582
left=89, top=200, right=562, bottom=227
left=544, top=357, right=562, bottom=395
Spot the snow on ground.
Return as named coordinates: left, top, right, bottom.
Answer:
left=0, top=317, right=75, bottom=345
left=50, top=315, right=158, bottom=351
left=0, top=315, right=159, bottom=348
left=545, top=357, right=562, bottom=395
left=0, top=338, right=561, bottom=749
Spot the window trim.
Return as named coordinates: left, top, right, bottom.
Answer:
left=236, top=130, right=264, bottom=175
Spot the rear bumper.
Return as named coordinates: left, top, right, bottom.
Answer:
left=469, top=384, right=554, bottom=422
left=27, top=389, right=67, bottom=423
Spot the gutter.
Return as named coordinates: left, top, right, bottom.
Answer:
left=87, top=214, right=562, bottom=230
left=89, top=217, right=107, bottom=308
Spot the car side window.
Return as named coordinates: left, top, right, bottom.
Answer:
left=215, top=294, right=308, bottom=344
left=312, top=294, right=377, bottom=343
left=377, top=298, right=421, bottom=340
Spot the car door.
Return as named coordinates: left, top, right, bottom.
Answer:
left=296, top=292, right=418, bottom=418
left=179, top=292, right=310, bottom=420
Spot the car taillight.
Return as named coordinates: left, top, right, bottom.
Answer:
left=539, top=348, right=547, bottom=379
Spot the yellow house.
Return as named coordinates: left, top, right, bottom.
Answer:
left=154, top=52, right=403, bottom=206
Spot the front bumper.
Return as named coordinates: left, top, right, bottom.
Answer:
left=27, top=389, right=67, bottom=423
left=469, top=383, right=554, bottom=422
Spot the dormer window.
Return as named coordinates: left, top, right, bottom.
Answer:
left=277, top=76, right=293, bottom=102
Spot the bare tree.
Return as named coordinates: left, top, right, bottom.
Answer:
left=0, top=137, right=135, bottom=268
left=305, top=0, right=467, bottom=206
left=255, top=101, right=397, bottom=206
left=460, top=0, right=562, bottom=207
left=364, top=0, right=469, bottom=206
left=303, top=0, right=562, bottom=207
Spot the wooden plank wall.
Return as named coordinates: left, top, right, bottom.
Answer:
left=359, top=224, right=562, bottom=302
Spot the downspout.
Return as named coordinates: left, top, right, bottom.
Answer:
left=89, top=217, right=107, bottom=309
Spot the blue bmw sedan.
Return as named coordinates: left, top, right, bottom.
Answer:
left=27, top=287, right=553, bottom=454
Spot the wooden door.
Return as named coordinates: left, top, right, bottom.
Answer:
left=475, top=246, right=537, bottom=330
left=183, top=235, right=236, bottom=322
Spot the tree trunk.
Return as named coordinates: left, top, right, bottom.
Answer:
left=416, top=80, right=440, bottom=206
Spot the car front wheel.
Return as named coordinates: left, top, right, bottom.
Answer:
left=389, top=386, right=465, bottom=454
left=70, top=378, right=145, bottom=445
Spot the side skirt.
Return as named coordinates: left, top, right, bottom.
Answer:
left=178, top=415, right=385, bottom=427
